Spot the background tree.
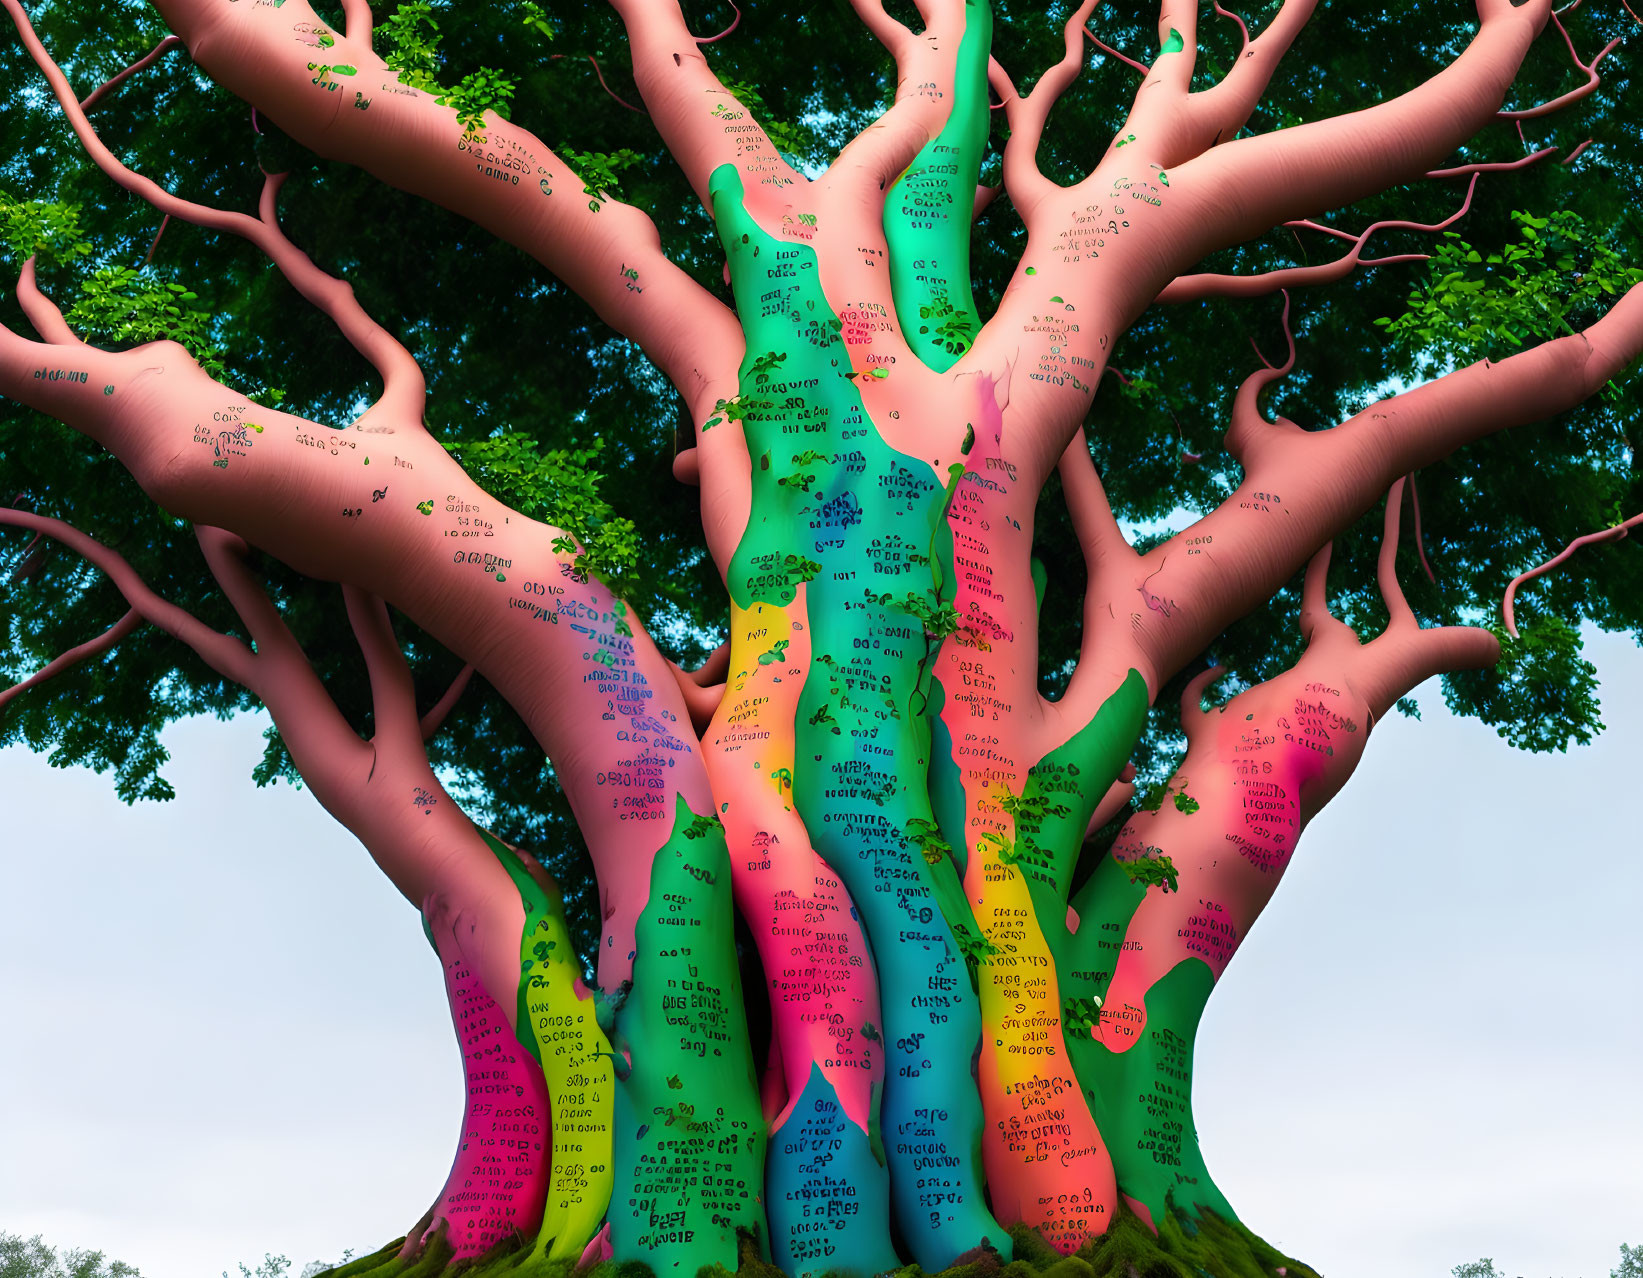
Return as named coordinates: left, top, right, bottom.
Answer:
left=2, top=0, right=1639, bottom=1275
left=0, top=1232, right=140, bottom=1278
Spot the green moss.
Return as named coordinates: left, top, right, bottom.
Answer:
left=1074, top=1200, right=1319, bottom=1278
left=306, top=1203, right=1317, bottom=1278
left=320, top=1240, right=405, bottom=1278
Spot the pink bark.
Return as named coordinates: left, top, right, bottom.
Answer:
left=1497, top=6, right=1622, bottom=119
left=1502, top=510, right=1643, bottom=638
left=0, top=605, right=141, bottom=709
left=404, top=954, right=553, bottom=1260
left=78, top=34, right=184, bottom=112
left=140, top=0, right=742, bottom=428
left=1111, top=280, right=1643, bottom=692
left=965, top=0, right=1558, bottom=477
left=1156, top=175, right=1478, bottom=304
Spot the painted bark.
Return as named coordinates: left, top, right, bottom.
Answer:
left=3, top=0, right=1641, bottom=1273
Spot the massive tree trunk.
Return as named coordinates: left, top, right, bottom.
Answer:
left=3, top=0, right=1640, bottom=1273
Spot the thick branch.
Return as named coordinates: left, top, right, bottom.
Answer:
left=1162, top=0, right=1554, bottom=258
left=609, top=0, right=804, bottom=211
left=5, top=1, right=426, bottom=424
left=963, top=3, right=1559, bottom=486
left=1117, top=278, right=1643, bottom=688
left=1173, top=0, right=1318, bottom=160
left=0, top=312, right=718, bottom=992
left=828, top=0, right=977, bottom=204
left=144, top=0, right=743, bottom=425
left=193, top=528, right=375, bottom=784
left=847, top=0, right=916, bottom=58
left=995, top=0, right=1100, bottom=217
left=1057, top=429, right=1143, bottom=722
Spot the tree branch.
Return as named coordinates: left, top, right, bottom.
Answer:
left=338, top=0, right=372, bottom=46
left=1114, top=277, right=1643, bottom=690
left=0, top=510, right=255, bottom=685
left=193, top=527, right=375, bottom=778
left=0, top=301, right=721, bottom=994
left=79, top=33, right=184, bottom=113
left=1351, top=479, right=1499, bottom=715
left=1082, top=23, right=1149, bottom=77
left=667, top=662, right=724, bottom=733
left=1172, top=0, right=1318, bottom=162
left=845, top=0, right=917, bottom=59
left=1055, top=428, right=1142, bottom=727
left=1408, top=470, right=1437, bottom=583
left=420, top=664, right=476, bottom=741
left=1425, top=141, right=1561, bottom=178
left=964, top=3, right=1557, bottom=486
left=1156, top=175, right=1477, bottom=304
left=1497, top=6, right=1623, bottom=119
left=990, top=0, right=1100, bottom=217
left=608, top=0, right=805, bottom=211
left=15, top=257, right=83, bottom=345
left=1375, top=477, right=1418, bottom=629
left=1502, top=509, right=1643, bottom=637
left=5, top=0, right=426, bottom=425
left=342, top=584, right=426, bottom=757
left=0, top=607, right=142, bottom=711
left=1298, top=542, right=1347, bottom=646
left=1140, top=0, right=1555, bottom=279
left=144, top=0, right=744, bottom=427
left=1057, top=426, right=1134, bottom=582
left=1224, top=289, right=1301, bottom=465
left=828, top=0, right=978, bottom=204
left=1179, top=662, right=1227, bottom=725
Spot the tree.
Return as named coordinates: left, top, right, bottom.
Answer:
left=2, top=0, right=1639, bottom=1275
left=0, top=1232, right=141, bottom=1278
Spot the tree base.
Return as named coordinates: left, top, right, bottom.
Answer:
left=308, top=1202, right=1319, bottom=1278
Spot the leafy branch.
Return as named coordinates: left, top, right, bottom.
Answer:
left=447, top=433, right=641, bottom=598
left=559, top=147, right=646, bottom=211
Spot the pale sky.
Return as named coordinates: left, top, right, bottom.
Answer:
left=1, top=630, right=1639, bottom=1278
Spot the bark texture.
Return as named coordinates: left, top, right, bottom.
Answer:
left=2, top=0, right=1639, bottom=1273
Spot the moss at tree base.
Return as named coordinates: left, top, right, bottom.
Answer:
left=309, top=1201, right=1320, bottom=1278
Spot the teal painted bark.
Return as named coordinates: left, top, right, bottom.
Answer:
left=711, top=165, right=1010, bottom=1270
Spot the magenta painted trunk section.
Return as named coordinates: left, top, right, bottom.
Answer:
left=417, top=958, right=553, bottom=1259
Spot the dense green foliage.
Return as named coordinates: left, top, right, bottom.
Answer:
left=1, top=1, right=1639, bottom=936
